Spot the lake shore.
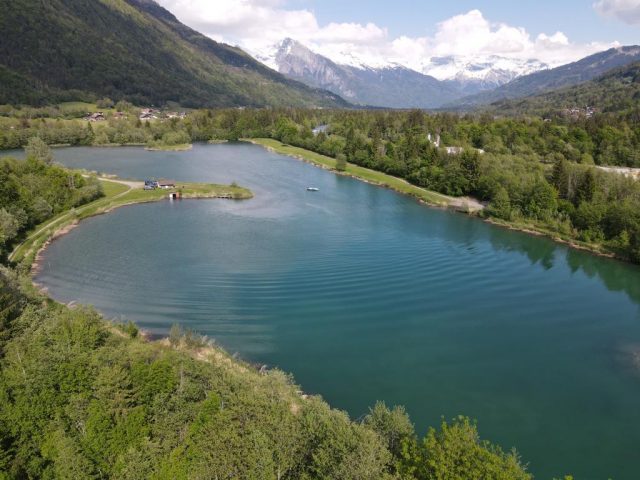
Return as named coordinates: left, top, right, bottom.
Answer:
left=145, top=143, right=193, bottom=151
left=10, top=176, right=253, bottom=269
left=245, top=138, right=484, bottom=213
left=247, top=138, right=629, bottom=264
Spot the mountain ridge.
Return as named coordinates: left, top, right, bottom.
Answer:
left=448, top=45, right=640, bottom=108
left=0, top=0, right=349, bottom=108
left=252, top=38, right=553, bottom=108
left=256, top=38, right=462, bottom=108
left=490, top=60, right=640, bottom=116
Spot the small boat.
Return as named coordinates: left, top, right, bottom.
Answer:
left=306, top=187, right=319, bottom=192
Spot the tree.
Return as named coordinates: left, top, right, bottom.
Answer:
left=0, top=209, right=19, bottom=247
left=24, top=137, right=53, bottom=164
left=114, top=100, right=133, bottom=112
left=576, top=169, right=596, bottom=204
left=488, top=187, right=512, bottom=220
left=96, top=98, right=115, bottom=109
left=460, top=151, right=481, bottom=194
left=551, top=158, right=570, bottom=199
left=363, top=402, right=415, bottom=472
left=406, top=417, right=532, bottom=480
left=335, top=154, right=347, bottom=172
left=524, top=180, right=557, bottom=220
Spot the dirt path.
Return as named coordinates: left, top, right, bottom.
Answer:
left=93, top=175, right=144, bottom=189
left=447, top=196, right=486, bottom=212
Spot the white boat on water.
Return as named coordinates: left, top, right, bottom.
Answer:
left=306, top=187, right=319, bottom=192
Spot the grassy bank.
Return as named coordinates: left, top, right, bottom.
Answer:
left=246, top=138, right=483, bottom=212
left=145, top=143, right=193, bottom=151
left=10, top=178, right=252, bottom=267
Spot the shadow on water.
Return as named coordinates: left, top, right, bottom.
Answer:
left=565, top=248, right=640, bottom=307
left=487, top=226, right=557, bottom=271
left=488, top=223, right=640, bottom=307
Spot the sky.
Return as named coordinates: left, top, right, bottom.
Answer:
left=156, top=0, right=640, bottom=70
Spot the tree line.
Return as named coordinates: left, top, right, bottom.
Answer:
left=1, top=106, right=639, bottom=264
left=0, top=138, right=102, bottom=261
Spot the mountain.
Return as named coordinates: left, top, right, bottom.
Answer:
left=0, top=0, right=348, bottom=108
left=253, top=38, right=461, bottom=108
left=422, top=55, right=549, bottom=95
left=253, top=39, right=552, bottom=109
left=448, top=46, right=640, bottom=109
left=491, top=60, right=640, bottom=116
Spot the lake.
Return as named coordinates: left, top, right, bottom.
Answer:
left=10, top=143, right=640, bottom=479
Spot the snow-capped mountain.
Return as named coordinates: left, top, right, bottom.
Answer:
left=421, top=55, right=549, bottom=91
left=249, top=38, right=549, bottom=108
left=447, top=45, right=640, bottom=108
left=251, top=38, right=461, bottom=108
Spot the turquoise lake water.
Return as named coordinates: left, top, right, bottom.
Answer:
left=9, top=143, right=640, bottom=479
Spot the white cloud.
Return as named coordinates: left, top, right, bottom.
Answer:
left=594, top=0, right=640, bottom=25
left=156, top=1, right=619, bottom=72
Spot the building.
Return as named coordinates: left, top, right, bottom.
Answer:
left=85, top=112, right=106, bottom=122
left=139, top=108, right=158, bottom=121
left=157, top=179, right=176, bottom=189
left=445, top=146, right=464, bottom=155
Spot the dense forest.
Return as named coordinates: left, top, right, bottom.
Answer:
left=0, top=171, right=533, bottom=478
left=3, top=104, right=638, bottom=263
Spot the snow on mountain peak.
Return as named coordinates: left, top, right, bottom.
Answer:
left=420, top=55, right=549, bottom=86
left=250, top=38, right=549, bottom=89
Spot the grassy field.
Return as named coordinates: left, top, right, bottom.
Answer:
left=10, top=178, right=252, bottom=267
left=247, top=138, right=470, bottom=208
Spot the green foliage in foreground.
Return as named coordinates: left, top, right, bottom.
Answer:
left=0, top=268, right=532, bottom=479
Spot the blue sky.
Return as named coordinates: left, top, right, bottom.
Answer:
left=158, top=0, right=639, bottom=72
left=305, top=0, right=639, bottom=44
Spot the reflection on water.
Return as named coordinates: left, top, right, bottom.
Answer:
left=24, top=144, right=640, bottom=479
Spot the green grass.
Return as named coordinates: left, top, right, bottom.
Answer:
left=10, top=179, right=252, bottom=267
left=248, top=138, right=456, bottom=207
left=58, top=101, right=98, bottom=111
left=145, top=143, right=193, bottom=151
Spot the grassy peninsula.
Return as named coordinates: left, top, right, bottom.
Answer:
left=10, top=178, right=252, bottom=268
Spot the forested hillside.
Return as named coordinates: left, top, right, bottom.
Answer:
left=492, top=61, right=640, bottom=116
left=0, top=0, right=347, bottom=108
left=451, top=46, right=640, bottom=108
